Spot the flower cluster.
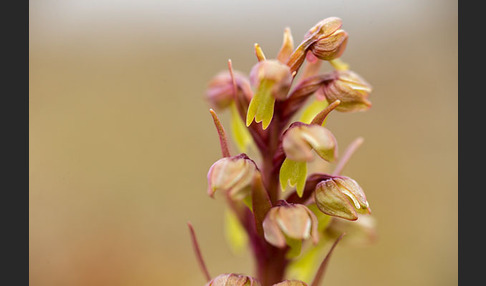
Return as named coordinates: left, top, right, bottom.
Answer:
left=189, top=17, right=376, bottom=286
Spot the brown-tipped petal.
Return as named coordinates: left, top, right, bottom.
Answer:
left=314, top=179, right=359, bottom=220
left=310, top=29, right=348, bottom=61
left=262, top=208, right=287, bottom=248
left=277, top=27, right=294, bottom=63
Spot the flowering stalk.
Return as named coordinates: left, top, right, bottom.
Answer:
left=194, top=17, right=377, bottom=286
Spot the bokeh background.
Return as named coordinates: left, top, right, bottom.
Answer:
left=29, top=0, right=458, bottom=285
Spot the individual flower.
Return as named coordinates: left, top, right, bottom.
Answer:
left=262, top=202, right=319, bottom=248
left=282, top=122, right=337, bottom=162
left=246, top=60, right=293, bottom=129
left=286, top=17, right=346, bottom=73
left=206, top=273, right=260, bottom=286
left=320, top=70, right=372, bottom=112
left=279, top=122, right=337, bottom=197
left=303, top=17, right=344, bottom=42
left=309, top=29, right=348, bottom=61
left=313, top=176, right=371, bottom=221
left=206, top=71, right=252, bottom=110
left=207, top=153, right=258, bottom=200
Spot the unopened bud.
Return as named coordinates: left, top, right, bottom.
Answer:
left=206, top=71, right=252, bottom=110
left=273, top=280, right=308, bottom=286
left=314, top=176, right=371, bottom=221
left=207, top=154, right=257, bottom=200
left=310, top=29, right=348, bottom=61
left=262, top=202, right=319, bottom=248
left=322, top=70, right=372, bottom=112
left=282, top=123, right=337, bottom=162
left=304, top=17, right=343, bottom=41
left=206, top=273, right=260, bottom=286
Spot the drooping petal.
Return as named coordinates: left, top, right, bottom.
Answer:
left=279, top=158, right=307, bottom=197
left=246, top=79, right=276, bottom=129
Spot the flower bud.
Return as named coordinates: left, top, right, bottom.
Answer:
left=207, top=154, right=257, bottom=200
left=321, top=70, right=372, bottom=112
left=310, top=29, right=348, bottom=61
left=247, top=60, right=293, bottom=129
left=206, top=273, right=260, bottom=286
left=324, top=215, right=377, bottom=246
left=206, top=71, right=252, bottom=110
left=282, top=123, right=337, bottom=162
left=273, top=280, right=308, bottom=286
left=314, top=176, right=371, bottom=221
left=262, top=203, right=319, bottom=248
left=304, top=17, right=343, bottom=41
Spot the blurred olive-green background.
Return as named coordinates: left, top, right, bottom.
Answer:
left=29, top=0, right=457, bottom=285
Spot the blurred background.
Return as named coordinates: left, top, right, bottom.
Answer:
left=29, top=0, right=457, bottom=285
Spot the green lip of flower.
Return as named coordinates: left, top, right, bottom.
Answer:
left=246, top=60, right=293, bottom=129
left=314, top=176, right=371, bottom=221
